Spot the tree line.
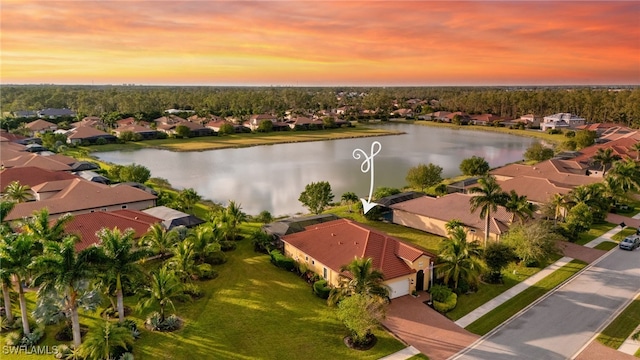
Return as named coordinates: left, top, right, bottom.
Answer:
left=1, top=85, right=639, bottom=127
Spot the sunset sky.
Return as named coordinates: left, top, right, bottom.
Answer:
left=1, top=1, right=639, bottom=86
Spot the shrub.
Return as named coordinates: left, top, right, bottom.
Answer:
left=196, top=263, right=218, bottom=280
left=433, top=292, right=457, bottom=313
left=96, top=137, right=108, bottom=145
left=220, top=241, right=237, bottom=252
left=120, top=319, right=140, bottom=340
left=162, top=315, right=181, bottom=331
left=182, top=283, right=203, bottom=299
left=269, top=250, right=296, bottom=271
left=204, top=250, right=227, bottom=265
left=429, top=284, right=453, bottom=302
left=313, top=280, right=331, bottom=299
left=145, top=312, right=163, bottom=331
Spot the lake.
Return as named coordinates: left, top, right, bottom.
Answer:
left=94, top=124, right=538, bottom=216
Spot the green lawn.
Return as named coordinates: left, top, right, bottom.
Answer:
left=465, top=260, right=587, bottom=335
left=86, top=127, right=401, bottom=152
left=594, top=241, right=619, bottom=251
left=597, top=297, right=640, bottom=349
left=407, top=354, right=430, bottom=360
left=612, top=227, right=638, bottom=242
left=1, top=236, right=406, bottom=360
left=411, top=121, right=566, bottom=143
left=576, top=222, right=617, bottom=245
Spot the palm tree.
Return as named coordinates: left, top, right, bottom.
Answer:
left=0, top=266, right=14, bottom=324
left=445, top=219, right=465, bottom=234
left=0, top=200, right=15, bottom=235
left=0, top=232, right=36, bottom=335
left=21, top=208, right=74, bottom=244
left=567, top=184, right=609, bottom=222
left=437, top=225, right=485, bottom=290
left=138, top=267, right=183, bottom=322
left=139, top=223, right=178, bottom=258
left=328, top=257, right=389, bottom=306
left=31, top=238, right=97, bottom=347
left=225, top=200, right=247, bottom=241
left=607, top=158, right=640, bottom=193
left=79, top=320, right=134, bottom=360
left=591, top=147, right=621, bottom=176
left=2, top=181, right=32, bottom=203
left=504, top=190, right=537, bottom=224
left=168, top=240, right=198, bottom=282
left=549, top=193, right=568, bottom=226
left=179, top=188, right=201, bottom=213
left=469, top=176, right=507, bottom=246
left=188, top=226, right=221, bottom=264
left=632, top=141, right=640, bottom=161
left=92, top=228, right=149, bottom=323
left=341, top=192, right=359, bottom=212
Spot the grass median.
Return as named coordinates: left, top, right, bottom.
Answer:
left=465, top=259, right=587, bottom=336
left=597, top=297, right=640, bottom=349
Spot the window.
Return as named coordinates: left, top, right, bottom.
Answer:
left=101, top=208, right=107, bottom=212
left=323, top=267, right=327, bottom=279
left=121, top=205, right=127, bottom=209
left=311, top=260, right=315, bottom=265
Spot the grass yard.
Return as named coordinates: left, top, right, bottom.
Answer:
left=612, top=227, right=639, bottom=242
left=411, top=121, right=566, bottom=143
left=597, top=297, right=640, bottom=350
left=594, top=241, right=619, bottom=251
left=465, top=259, right=587, bottom=336
left=576, top=222, right=617, bottom=245
left=1, top=237, right=406, bottom=360
left=86, top=127, right=401, bottom=152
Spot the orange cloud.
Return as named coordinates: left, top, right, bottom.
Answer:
left=1, top=1, right=638, bottom=85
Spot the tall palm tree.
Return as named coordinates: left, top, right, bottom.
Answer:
left=0, top=200, right=15, bottom=235
left=328, top=257, right=389, bottom=306
left=504, top=190, right=537, bottom=224
left=179, top=188, right=201, bottom=213
left=549, top=193, right=568, bottom=226
left=188, top=226, right=221, bottom=264
left=567, top=184, right=609, bottom=222
left=591, top=147, right=621, bottom=176
left=0, top=266, right=14, bottom=324
left=0, top=232, right=36, bottom=335
left=91, top=228, right=149, bottom=323
left=225, top=200, right=247, bottom=241
left=21, top=208, right=74, bottom=244
left=437, top=226, right=485, bottom=290
left=168, top=240, right=198, bottom=282
left=607, top=158, right=640, bottom=193
left=139, top=223, right=178, bottom=258
left=341, top=192, right=359, bottom=212
left=79, top=320, right=134, bottom=360
left=469, top=175, right=507, bottom=246
left=31, top=238, right=97, bottom=347
left=138, top=267, right=183, bottom=322
left=2, top=181, right=32, bottom=203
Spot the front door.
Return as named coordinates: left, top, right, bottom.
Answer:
left=416, top=270, right=424, bottom=291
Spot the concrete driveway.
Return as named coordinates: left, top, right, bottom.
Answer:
left=383, top=295, right=479, bottom=360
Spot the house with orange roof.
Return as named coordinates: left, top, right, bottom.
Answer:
left=113, top=124, right=159, bottom=140
left=63, top=210, right=161, bottom=251
left=571, top=137, right=640, bottom=171
left=0, top=166, right=78, bottom=191
left=281, top=218, right=435, bottom=298
left=25, top=119, right=57, bottom=136
left=66, top=126, right=117, bottom=145
left=390, top=193, right=513, bottom=243
left=490, top=159, right=600, bottom=188
left=5, top=178, right=157, bottom=221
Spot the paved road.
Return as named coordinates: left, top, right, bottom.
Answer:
left=452, top=248, right=640, bottom=360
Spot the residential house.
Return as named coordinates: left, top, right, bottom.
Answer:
left=502, top=114, right=541, bottom=128
left=490, top=158, right=600, bottom=188
left=63, top=210, right=161, bottom=251
left=287, top=116, right=324, bottom=130
left=113, top=124, right=159, bottom=140
left=13, top=110, right=37, bottom=118
left=576, top=123, right=620, bottom=137
left=205, top=120, right=244, bottom=133
left=541, top=113, right=586, bottom=131
left=390, top=193, right=513, bottom=243
left=25, top=119, right=57, bottom=136
left=0, top=166, right=78, bottom=192
left=66, top=126, right=117, bottom=144
left=115, top=117, right=138, bottom=128
left=1, top=142, right=75, bottom=171
left=5, top=179, right=157, bottom=221
left=470, top=114, right=505, bottom=126
left=281, top=218, right=436, bottom=298
left=37, top=108, right=76, bottom=119
left=424, top=111, right=452, bottom=122
left=245, top=114, right=279, bottom=131
left=263, top=214, right=341, bottom=249
left=570, top=137, right=640, bottom=176
left=391, top=108, right=414, bottom=118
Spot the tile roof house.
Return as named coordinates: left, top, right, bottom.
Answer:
left=63, top=210, right=162, bottom=251
left=390, top=193, right=513, bottom=242
left=66, top=126, right=117, bottom=145
left=5, top=179, right=157, bottom=221
left=571, top=137, right=640, bottom=171
left=113, top=124, right=159, bottom=140
left=1, top=146, right=75, bottom=171
left=541, top=113, right=586, bottom=131
left=281, top=218, right=436, bottom=298
left=25, top=119, right=57, bottom=136
left=0, top=166, right=78, bottom=191
left=71, top=116, right=109, bottom=131
left=490, top=159, right=600, bottom=189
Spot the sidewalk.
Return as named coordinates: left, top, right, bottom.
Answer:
left=378, top=346, right=420, bottom=360
left=454, top=256, right=574, bottom=328
left=583, top=226, right=621, bottom=248
left=618, top=324, right=640, bottom=355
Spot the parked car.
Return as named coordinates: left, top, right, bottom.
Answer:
left=619, top=235, right=640, bottom=251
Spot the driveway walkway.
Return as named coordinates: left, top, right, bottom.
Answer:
left=383, top=296, right=479, bottom=360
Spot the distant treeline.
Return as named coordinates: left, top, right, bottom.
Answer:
left=1, top=85, right=639, bottom=127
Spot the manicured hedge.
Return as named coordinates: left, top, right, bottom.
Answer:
left=269, top=250, right=296, bottom=271
left=313, top=279, right=331, bottom=299
left=433, top=293, right=457, bottom=313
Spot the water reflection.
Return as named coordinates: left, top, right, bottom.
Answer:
left=95, top=124, right=537, bottom=216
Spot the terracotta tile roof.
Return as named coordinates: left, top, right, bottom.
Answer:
left=497, top=176, right=571, bottom=204
left=67, top=126, right=113, bottom=139
left=0, top=167, right=78, bottom=190
left=116, top=117, right=137, bottom=127
left=390, top=193, right=512, bottom=236
left=2, top=153, right=73, bottom=171
left=572, top=137, right=639, bottom=163
left=281, top=219, right=434, bottom=280
left=63, top=210, right=161, bottom=251
left=114, top=124, right=156, bottom=134
left=5, top=179, right=156, bottom=221
left=490, top=160, right=600, bottom=188
left=25, top=119, right=56, bottom=131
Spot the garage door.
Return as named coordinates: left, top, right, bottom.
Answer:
left=386, top=279, right=410, bottom=299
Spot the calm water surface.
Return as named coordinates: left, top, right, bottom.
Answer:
left=95, top=124, right=537, bottom=216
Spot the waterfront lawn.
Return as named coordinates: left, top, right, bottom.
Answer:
left=1, top=235, right=405, bottom=360
left=465, top=260, right=587, bottom=336
left=576, top=222, right=617, bottom=245
left=411, top=121, right=566, bottom=143
left=597, top=297, right=640, bottom=350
